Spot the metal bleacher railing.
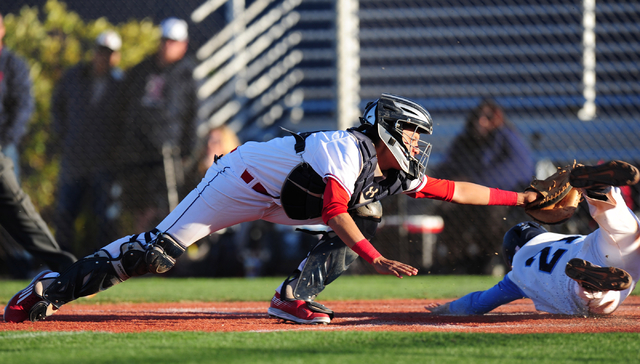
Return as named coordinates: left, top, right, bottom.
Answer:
left=191, top=1, right=640, bottom=165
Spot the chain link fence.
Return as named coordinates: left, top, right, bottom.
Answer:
left=1, top=0, right=639, bottom=277
left=358, top=0, right=640, bottom=275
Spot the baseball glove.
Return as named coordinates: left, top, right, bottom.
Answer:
left=524, top=162, right=583, bottom=224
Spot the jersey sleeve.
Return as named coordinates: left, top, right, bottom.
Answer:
left=448, top=274, right=527, bottom=315
left=305, top=132, right=361, bottom=196
left=406, top=176, right=456, bottom=202
left=322, top=177, right=350, bottom=224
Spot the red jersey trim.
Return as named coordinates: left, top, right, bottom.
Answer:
left=322, top=177, right=350, bottom=224
left=407, top=177, right=455, bottom=202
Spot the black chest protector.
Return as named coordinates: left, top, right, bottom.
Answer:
left=280, top=127, right=412, bottom=220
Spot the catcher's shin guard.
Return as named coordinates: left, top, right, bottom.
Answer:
left=42, top=231, right=185, bottom=308
left=289, top=201, right=382, bottom=302
left=42, top=250, right=130, bottom=308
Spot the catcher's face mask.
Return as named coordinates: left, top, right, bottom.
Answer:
left=362, top=94, right=434, bottom=180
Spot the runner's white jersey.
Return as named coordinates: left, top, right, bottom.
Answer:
left=508, top=230, right=634, bottom=315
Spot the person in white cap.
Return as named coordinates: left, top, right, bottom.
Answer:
left=51, top=30, right=125, bottom=256
left=115, top=17, right=201, bottom=233
left=158, top=17, right=189, bottom=66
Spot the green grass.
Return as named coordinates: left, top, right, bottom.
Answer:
left=1, top=275, right=639, bottom=363
left=1, top=331, right=639, bottom=364
left=0, top=275, right=505, bottom=304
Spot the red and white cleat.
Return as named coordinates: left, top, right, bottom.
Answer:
left=268, top=292, right=331, bottom=325
left=3, top=270, right=59, bottom=323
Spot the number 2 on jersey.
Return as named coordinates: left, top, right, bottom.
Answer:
left=524, top=236, right=580, bottom=273
left=525, top=247, right=568, bottom=273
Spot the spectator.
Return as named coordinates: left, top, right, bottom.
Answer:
left=198, top=125, right=241, bottom=178
left=51, top=30, right=124, bottom=256
left=0, top=12, right=33, bottom=180
left=116, top=17, right=200, bottom=232
left=0, top=12, right=77, bottom=275
left=433, top=99, right=535, bottom=274
left=183, top=124, right=241, bottom=189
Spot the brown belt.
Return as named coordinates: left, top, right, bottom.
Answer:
left=241, top=170, right=273, bottom=197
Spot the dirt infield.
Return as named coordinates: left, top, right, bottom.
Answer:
left=3, top=297, right=640, bottom=334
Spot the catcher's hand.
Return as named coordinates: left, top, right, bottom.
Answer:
left=372, top=257, right=418, bottom=278
left=524, top=161, right=583, bottom=224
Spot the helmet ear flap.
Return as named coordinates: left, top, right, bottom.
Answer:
left=501, top=221, right=547, bottom=267
left=361, top=100, right=379, bottom=126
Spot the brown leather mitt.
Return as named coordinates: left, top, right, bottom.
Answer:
left=524, top=162, right=583, bottom=224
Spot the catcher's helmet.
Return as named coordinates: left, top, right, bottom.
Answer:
left=502, top=221, right=548, bottom=268
left=361, top=94, right=433, bottom=180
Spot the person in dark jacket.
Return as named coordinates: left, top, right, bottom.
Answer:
left=51, top=30, right=124, bottom=256
left=0, top=12, right=76, bottom=275
left=115, top=17, right=200, bottom=232
left=0, top=12, right=33, bottom=178
left=433, top=99, right=535, bottom=274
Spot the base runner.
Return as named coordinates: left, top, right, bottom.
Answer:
left=427, top=161, right=640, bottom=316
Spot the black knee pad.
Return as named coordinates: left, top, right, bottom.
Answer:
left=145, top=233, right=186, bottom=274
left=289, top=233, right=356, bottom=302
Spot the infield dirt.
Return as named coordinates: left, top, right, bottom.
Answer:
left=3, top=297, right=640, bottom=333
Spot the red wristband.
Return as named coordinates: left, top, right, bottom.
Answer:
left=488, top=188, right=518, bottom=206
left=351, top=239, right=382, bottom=264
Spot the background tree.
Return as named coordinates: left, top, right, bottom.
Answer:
left=2, top=0, right=160, bottom=217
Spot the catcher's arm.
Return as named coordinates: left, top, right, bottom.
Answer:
left=451, top=181, right=538, bottom=206
left=328, top=213, right=418, bottom=278
left=521, top=190, right=540, bottom=206
left=324, top=178, right=418, bottom=278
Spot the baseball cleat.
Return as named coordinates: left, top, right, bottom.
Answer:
left=565, top=259, right=632, bottom=292
left=570, top=160, right=640, bottom=189
left=3, top=270, right=59, bottom=323
left=267, top=292, right=330, bottom=325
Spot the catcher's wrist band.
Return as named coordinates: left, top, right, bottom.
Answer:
left=351, top=239, right=382, bottom=264
left=488, top=188, right=518, bottom=206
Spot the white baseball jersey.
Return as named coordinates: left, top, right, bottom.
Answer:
left=239, top=130, right=425, bottom=197
left=447, top=187, right=640, bottom=316
left=239, top=130, right=363, bottom=198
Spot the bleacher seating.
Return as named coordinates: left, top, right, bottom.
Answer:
left=288, top=1, right=640, bottom=164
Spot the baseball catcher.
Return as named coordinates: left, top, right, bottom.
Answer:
left=4, top=94, right=539, bottom=325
